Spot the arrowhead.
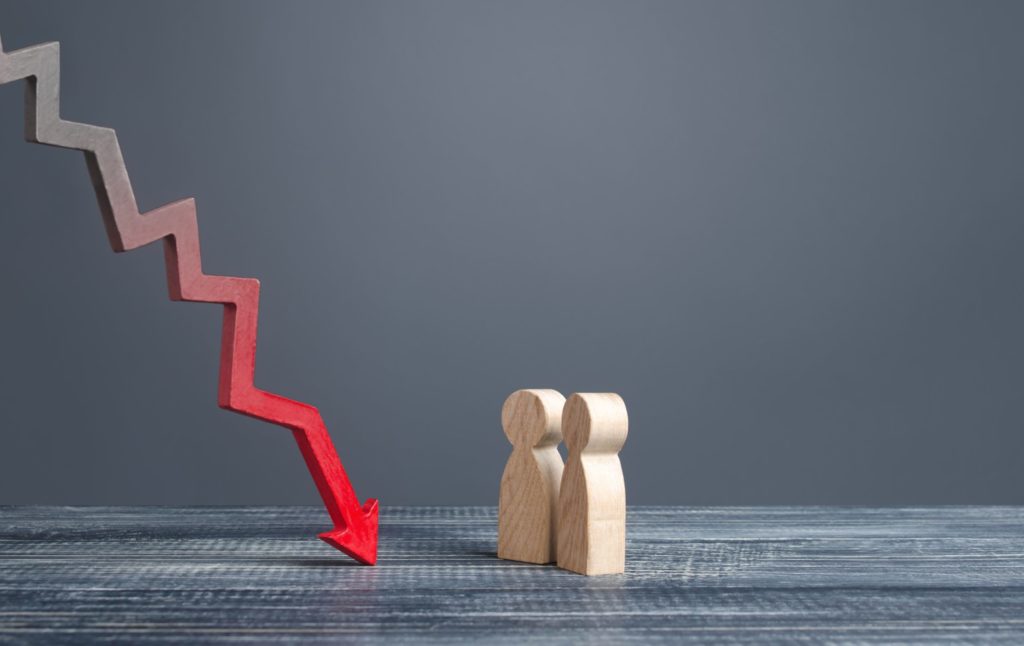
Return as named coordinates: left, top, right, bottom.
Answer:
left=318, top=498, right=379, bottom=565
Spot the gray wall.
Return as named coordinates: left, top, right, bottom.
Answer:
left=1, top=0, right=1022, bottom=506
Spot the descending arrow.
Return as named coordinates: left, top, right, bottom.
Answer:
left=0, top=36, right=379, bottom=564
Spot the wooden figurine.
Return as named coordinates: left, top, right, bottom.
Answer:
left=557, top=393, right=629, bottom=575
left=499, top=389, right=567, bottom=564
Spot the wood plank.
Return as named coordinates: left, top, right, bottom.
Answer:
left=1, top=506, right=1023, bottom=643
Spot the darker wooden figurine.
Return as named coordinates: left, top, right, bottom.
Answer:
left=498, top=389, right=566, bottom=564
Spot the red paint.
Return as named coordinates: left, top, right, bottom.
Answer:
left=0, top=38, right=378, bottom=564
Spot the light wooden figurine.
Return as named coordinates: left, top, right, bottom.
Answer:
left=557, top=393, right=629, bottom=575
left=498, top=389, right=566, bottom=564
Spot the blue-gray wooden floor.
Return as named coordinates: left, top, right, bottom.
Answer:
left=1, top=506, right=1022, bottom=643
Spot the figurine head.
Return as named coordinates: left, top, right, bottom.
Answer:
left=562, top=392, right=628, bottom=455
left=502, top=389, right=565, bottom=449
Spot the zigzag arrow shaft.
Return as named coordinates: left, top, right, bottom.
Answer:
left=0, top=37, right=378, bottom=564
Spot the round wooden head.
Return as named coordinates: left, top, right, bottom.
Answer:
left=501, top=389, right=565, bottom=449
left=562, top=392, right=628, bottom=455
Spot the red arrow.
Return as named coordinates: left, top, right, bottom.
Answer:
left=0, top=37, right=378, bottom=564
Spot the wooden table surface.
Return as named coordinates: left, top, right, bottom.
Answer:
left=1, top=506, right=1022, bottom=643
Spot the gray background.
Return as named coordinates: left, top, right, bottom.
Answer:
left=1, top=0, right=1022, bottom=506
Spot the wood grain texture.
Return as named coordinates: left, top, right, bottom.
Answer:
left=498, top=389, right=565, bottom=564
left=2, top=506, right=1024, bottom=643
left=558, top=393, right=628, bottom=575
